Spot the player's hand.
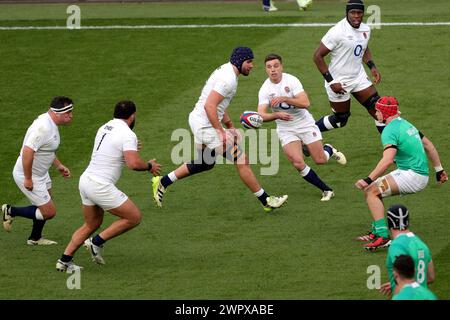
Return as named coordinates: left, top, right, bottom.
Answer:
left=330, top=82, right=347, bottom=94
left=436, top=170, right=448, bottom=184
left=276, top=112, right=294, bottom=121
left=371, top=68, right=381, bottom=84
left=379, top=282, right=392, bottom=296
left=137, top=140, right=142, bottom=151
left=216, top=129, right=228, bottom=149
left=148, top=159, right=161, bottom=176
left=58, top=165, right=71, bottom=178
left=355, top=179, right=369, bottom=190
left=24, top=177, right=33, bottom=191
left=270, top=96, right=287, bottom=108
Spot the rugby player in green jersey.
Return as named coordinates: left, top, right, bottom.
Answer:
left=387, top=254, right=437, bottom=300
left=355, top=96, right=430, bottom=251
left=379, top=204, right=435, bottom=297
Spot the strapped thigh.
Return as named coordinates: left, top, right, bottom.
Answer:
left=375, top=176, right=392, bottom=197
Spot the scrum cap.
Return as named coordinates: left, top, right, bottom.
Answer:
left=375, top=96, right=399, bottom=120
left=230, top=47, right=254, bottom=73
left=387, top=204, right=410, bottom=230
left=346, top=0, right=365, bottom=14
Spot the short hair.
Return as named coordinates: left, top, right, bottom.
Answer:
left=114, top=100, right=136, bottom=120
left=264, top=53, right=283, bottom=64
left=50, top=96, right=73, bottom=111
left=393, top=255, right=415, bottom=279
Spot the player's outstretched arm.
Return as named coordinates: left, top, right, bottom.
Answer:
left=124, top=150, right=160, bottom=175
left=355, top=147, right=396, bottom=190
left=421, top=136, right=448, bottom=184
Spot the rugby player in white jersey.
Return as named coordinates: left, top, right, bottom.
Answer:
left=2, top=96, right=73, bottom=245
left=313, top=0, right=383, bottom=134
left=152, top=47, right=288, bottom=212
left=312, top=0, right=448, bottom=185
left=56, top=101, right=161, bottom=271
left=258, top=54, right=346, bottom=201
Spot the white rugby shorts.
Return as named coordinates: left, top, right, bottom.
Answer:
left=189, top=112, right=223, bottom=150
left=376, top=169, right=429, bottom=197
left=277, top=124, right=322, bottom=147
left=12, top=170, right=52, bottom=206
left=325, top=69, right=373, bottom=102
left=79, top=173, right=128, bottom=210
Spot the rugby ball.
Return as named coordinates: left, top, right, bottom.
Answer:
left=240, top=111, right=263, bottom=129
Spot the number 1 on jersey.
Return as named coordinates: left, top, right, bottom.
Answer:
left=96, top=133, right=107, bottom=151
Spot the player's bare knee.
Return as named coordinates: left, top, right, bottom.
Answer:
left=45, top=211, right=56, bottom=220
left=128, top=213, right=142, bottom=226
left=313, top=155, right=327, bottom=165
left=365, top=185, right=380, bottom=198
left=292, top=160, right=306, bottom=171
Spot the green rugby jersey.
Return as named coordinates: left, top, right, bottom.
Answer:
left=393, top=282, right=437, bottom=300
left=381, top=118, right=428, bottom=175
left=387, top=232, right=432, bottom=292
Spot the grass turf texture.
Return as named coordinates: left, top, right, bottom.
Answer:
left=0, top=0, right=449, bottom=299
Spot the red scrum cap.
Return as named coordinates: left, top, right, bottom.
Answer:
left=375, top=96, right=399, bottom=120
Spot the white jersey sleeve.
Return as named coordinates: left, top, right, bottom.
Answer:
left=321, top=25, right=340, bottom=51
left=190, top=62, right=238, bottom=127
left=291, top=76, right=305, bottom=96
left=24, top=126, right=51, bottom=152
left=258, top=83, right=270, bottom=106
left=13, top=113, right=60, bottom=178
left=122, top=132, right=138, bottom=152
left=213, top=79, right=233, bottom=98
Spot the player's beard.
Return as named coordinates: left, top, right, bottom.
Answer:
left=130, top=119, right=136, bottom=130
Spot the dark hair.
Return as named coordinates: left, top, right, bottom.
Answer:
left=114, top=100, right=136, bottom=119
left=50, top=96, right=73, bottom=110
left=393, top=255, right=415, bottom=279
left=264, top=53, right=283, bottom=64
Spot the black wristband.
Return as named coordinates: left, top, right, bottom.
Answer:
left=363, top=177, right=373, bottom=185
left=436, top=170, right=444, bottom=182
left=147, top=162, right=153, bottom=171
left=322, top=71, right=334, bottom=83
left=366, top=60, right=376, bottom=70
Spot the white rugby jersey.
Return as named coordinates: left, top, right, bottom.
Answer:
left=190, top=62, right=238, bottom=127
left=14, top=112, right=60, bottom=177
left=258, top=73, right=315, bottom=129
left=321, top=18, right=371, bottom=82
left=83, top=118, right=138, bottom=184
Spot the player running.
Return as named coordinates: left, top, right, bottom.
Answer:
left=257, top=53, right=346, bottom=201
left=313, top=0, right=383, bottom=133
left=152, top=47, right=288, bottom=212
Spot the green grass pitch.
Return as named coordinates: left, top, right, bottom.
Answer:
left=0, top=0, right=449, bottom=299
